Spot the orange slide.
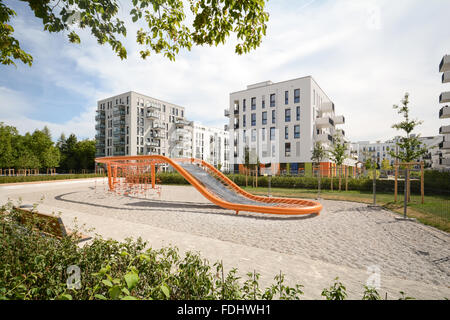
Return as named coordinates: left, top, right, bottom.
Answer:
left=95, top=155, right=322, bottom=216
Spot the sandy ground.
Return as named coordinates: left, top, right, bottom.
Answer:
left=0, top=178, right=449, bottom=300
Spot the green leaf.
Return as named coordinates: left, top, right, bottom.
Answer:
left=102, top=279, right=113, bottom=287
left=124, top=272, right=139, bottom=290
left=121, top=295, right=138, bottom=300
left=160, top=284, right=170, bottom=298
left=94, top=294, right=107, bottom=300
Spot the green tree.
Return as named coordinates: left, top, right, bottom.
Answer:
left=328, top=136, right=348, bottom=191
left=381, top=159, right=391, bottom=171
left=74, top=139, right=96, bottom=170
left=311, top=142, right=326, bottom=198
left=0, top=122, right=18, bottom=169
left=389, top=93, right=428, bottom=206
left=1, top=0, right=269, bottom=67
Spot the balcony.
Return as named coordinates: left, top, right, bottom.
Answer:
left=439, top=105, right=450, bottom=119
left=440, top=157, right=450, bottom=166
left=336, top=129, right=345, bottom=136
left=147, top=104, right=161, bottom=111
left=233, top=109, right=239, bottom=116
left=439, top=55, right=450, bottom=73
left=316, top=133, right=333, bottom=143
left=113, top=110, right=126, bottom=117
left=95, top=114, right=105, bottom=121
left=146, top=141, right=159, bottom=147
left=152, top=123, right=165, bottom=130
left=96, top=142, right=105, bottom=148
left=224, top=109, right=230, bottom=117
left=440, top=92, right=450, bottom=104
left=443, top=72, right=450, bottom=84
left=332, top=115, right=345, bottom=125
left=113, top=119, right=125, bottom=126
left=95, top=133, right=105, bottom=139
left=316, top=116, right=334, bottom=129
left=439, top=140, right=450, bottom=150
left=234, top=123, right=240, bottom=130
left=320, top=102, right=335, bottom=113
left=95, top=124, right=105, bottom=130
left=113, top=129, right=125, bottom=137
left=440, top=125, right=450, bottom=134
left=224, top=124, right=229, bottom=131
left=175, top=119, right=191, bottom=127
left=146, top=111, right=160, bottom=119
left=151, top=133, right=161, bottom=139
left=95, top=151, right=105, bottom=157
left=113, top=139, right=125, bottom=146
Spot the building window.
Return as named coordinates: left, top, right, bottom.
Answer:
left=243, top=99, right=246, bottom=112
left=262, top=95, right=265, bottom=109
left=251, top=113, right=256, bottom=126
left=251, top=97, right=256, bottom=110
left=251, top=129, right=256, bottom=142
left=285, top=126, right=289, bottom=139
left=262, top=111, right=267, bottom=125
left=285, top=109, right=291, bottom=122
left=270, top=94, right=275, bottom=107
left=296, top=106, right=300, bottom=121
left=127, top=106, right=129, bottom=114
left=270, top=127, right=275, bottom=141
left=285, top=143, right=291, bottom=157
left=262, top=128, right=266, bottom=141
left=243, top=114, right=246, bottom=127
left=285, top=91, right=289, bottom=105
left=271, top=110, right=276, bottom=124
left=294, top=125, right=300, bottom=139
left=294, top=89, right=300, bottom=103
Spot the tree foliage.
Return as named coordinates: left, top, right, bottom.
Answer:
left=0, top=122, right=95, bottom=171
left=389, top=93, right=428, bottom=163
left=1, top=0, right=269, bottom=66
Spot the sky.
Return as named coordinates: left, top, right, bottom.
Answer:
left=1, top=0, right=449, bottom=143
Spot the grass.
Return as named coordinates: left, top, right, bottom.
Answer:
left=243, top=186, right=450, bottom=233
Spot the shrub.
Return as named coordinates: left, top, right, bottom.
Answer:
left=0, top=173, right=105, bottom=184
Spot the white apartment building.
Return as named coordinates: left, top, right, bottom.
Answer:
left=438, top=54, right=450, bottom=170
left=192, top=122, right=230, bottom=172
left=95, top=91, right=192, bottom=159
left=354, top=135, right=443, bottom=169
left=226, top=77, right=346, bottom=175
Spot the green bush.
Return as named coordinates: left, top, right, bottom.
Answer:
left=0, top=173, right=105, bottom=184
left=0, top=202, right=417, bottom=300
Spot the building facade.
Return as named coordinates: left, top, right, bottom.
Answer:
left=353, top=135, right=443, bottom=169
left=192, top=122, right=230, bottom=172
left=438, top=54, right=450, bottom=170
left=226, top=77, right=346, bottom=175
left=95, top=91, right=192, bottom=159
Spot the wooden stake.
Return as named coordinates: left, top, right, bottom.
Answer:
left=394, top=161, right=398, bottom=202
left=421, top=161, right=424, bottom=204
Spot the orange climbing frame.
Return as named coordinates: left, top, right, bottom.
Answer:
left=95, top=155, right=322, bottom=216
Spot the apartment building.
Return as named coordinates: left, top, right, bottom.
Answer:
left=354, top=135, right=443, bottom=169
left=192, top=122, right=230, bottom=172
left=95, top=91, right=192, bottom=159
left=226, top=77, right=346, bottom=175
left=438, top=54, right=450, bottom=170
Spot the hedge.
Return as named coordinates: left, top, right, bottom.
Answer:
left=0, top=173, right=105, bottom=184
left=155, top=171, right=450, bottom=196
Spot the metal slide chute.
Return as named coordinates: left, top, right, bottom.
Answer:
left=95, top=155, right=322, bottom=216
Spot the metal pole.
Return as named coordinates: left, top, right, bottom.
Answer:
left=403, top=166, right=408, bottom=219
left=373, top=165, right=376, bottom=206
left=268, top=175, right=272, bottom=197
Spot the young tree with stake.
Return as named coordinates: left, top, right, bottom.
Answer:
left=389, top=93, right=428, bottom=217
left=311, top=142, right=326, bottom=199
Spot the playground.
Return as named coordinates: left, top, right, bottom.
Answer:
left=0, top=173, right=449, bottom=299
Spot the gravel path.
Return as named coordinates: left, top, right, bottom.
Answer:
left=1, top=180, right=449, bottom=297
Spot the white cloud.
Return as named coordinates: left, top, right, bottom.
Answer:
left=1, top=0, right=449, bottom=143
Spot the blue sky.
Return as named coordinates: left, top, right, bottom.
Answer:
left=1, top=0, right=449, bottom=142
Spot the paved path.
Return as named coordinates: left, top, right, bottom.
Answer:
left=1, top=179, right=448, bottom=299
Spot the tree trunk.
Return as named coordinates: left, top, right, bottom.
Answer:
left=318, top=164, right=322, bottom=199
left=338, top=164, right=342, bottom=191
left=330, top=165, right=334, bottom=191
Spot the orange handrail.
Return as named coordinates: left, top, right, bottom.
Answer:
left=96, top=155, right=322, bottom=216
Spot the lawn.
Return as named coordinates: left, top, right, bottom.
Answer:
left=243, top=186, right=450, bottom=233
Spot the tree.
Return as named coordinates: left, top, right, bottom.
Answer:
left=1, top=0, right=269, bottom=67
left=74, top=139, right=96, bottom=171
left=0, top=122, right=18, bottom=169
left=328, top=136, right=348, bottom=191
left=311, top=142, right=326, bottom=199
left=381, top=159, right=391, bottom=171
left=389, top=93, right=428, bottom=207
